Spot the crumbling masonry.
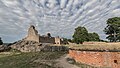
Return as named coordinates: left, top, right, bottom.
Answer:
left=24, top=25, right=63, bottom=45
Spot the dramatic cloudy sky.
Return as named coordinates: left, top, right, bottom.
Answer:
left=0, top=0, right=120, bottom=43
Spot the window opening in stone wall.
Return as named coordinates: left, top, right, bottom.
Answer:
left=114, top=60, right=118, bottom=64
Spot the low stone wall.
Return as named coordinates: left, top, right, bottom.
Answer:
left=41, top=45, right=68, bottom=52
left=39, top=36, right=55, bottom=44
left=69, top=50, right=120, bottom=68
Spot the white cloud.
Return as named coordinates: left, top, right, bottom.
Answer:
left=0, top=0, right=120, bottom=42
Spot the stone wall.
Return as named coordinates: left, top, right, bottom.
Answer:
left=39, top=36, right=55, bottom=44
left=10, top=40, right=68, bottom=52
left=41, top=45, right=68, bottom=52
left=0, top=45, right=11, bottom=52
left=24, top=25, right=64, bottom=45
left=55, top=37, right=62, bottom=45
left=69, top=50, right=120, bottom=68
left=10, top=40, right=43, bottom=52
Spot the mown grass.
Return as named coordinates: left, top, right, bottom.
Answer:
left=0, top=51, right=66, bottom=68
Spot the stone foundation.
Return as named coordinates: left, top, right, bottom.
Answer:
left=10, top=40, right=68, bottom=52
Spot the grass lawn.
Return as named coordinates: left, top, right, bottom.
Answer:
left=0, top=51, right=66, bottom=68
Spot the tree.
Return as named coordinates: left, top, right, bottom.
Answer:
left=67, top=39, right=73, bottom=43
left=47, top=33, right=51, bottom=37
left=88, top=32, right=100, bottom=41
left=73, top=26, right=89, bottom=44
left=62, top=38, right=68, bottom=41
left=62, top=38, right=69, bottom=44
left=0, top=37, right=3, bottom=45
left=104, top=17, right=120, bottom=42
left=73, top=26, right=100, bottom=44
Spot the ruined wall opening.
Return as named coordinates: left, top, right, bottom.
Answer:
left=114, top=60, right=118, bottom=64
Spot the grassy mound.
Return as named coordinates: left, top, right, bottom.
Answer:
left=69, top=44, right=120, bottom=51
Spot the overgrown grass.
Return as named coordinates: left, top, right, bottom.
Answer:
left=0, top=51, right=66, bottom=68
left=69, top=44, right=120, bottom=51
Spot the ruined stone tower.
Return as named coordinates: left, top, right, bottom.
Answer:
left=25, top=25, right=40, bottom=42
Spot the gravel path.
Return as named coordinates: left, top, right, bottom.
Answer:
left=56, top=54, right=80, bottom=68
left=34, top=54, right=80, bottom=68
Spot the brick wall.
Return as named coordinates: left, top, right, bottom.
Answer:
left=69, top=50, right=120, bottom=68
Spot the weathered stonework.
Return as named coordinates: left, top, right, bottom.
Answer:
left=10, top=40, right=42, bottom=52
left=10, top=40, right=68, bottom=52
left=0, top=45, right=11, bottom=52
left=55, top=37, right=62, bottom=45
left=25, top=25, right=40, bottom=42
left=69, top=50, right=120, bottom=68
left=10, top=25, right=67, bottom=52
left=24, top=25, right=63, bottom=45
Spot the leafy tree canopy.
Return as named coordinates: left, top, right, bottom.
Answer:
left=73, top=26, right=88, bottom=44
left=104, top=17, right=120, bottom=42
left=88, top=32, right=100, bottom=41
left=73, top=26, right=100, bottom=44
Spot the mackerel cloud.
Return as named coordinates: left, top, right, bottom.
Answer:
left=0, top=0, right=120, bottom=42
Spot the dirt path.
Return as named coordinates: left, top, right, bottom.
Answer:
left=34, top=54, right=80, bottom=68
left=56, top=54, right=79, bottom=68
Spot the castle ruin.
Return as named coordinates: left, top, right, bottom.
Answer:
left=24, top=25, right=63, bottom=45
left=10, top=25, right=68, bottom=52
